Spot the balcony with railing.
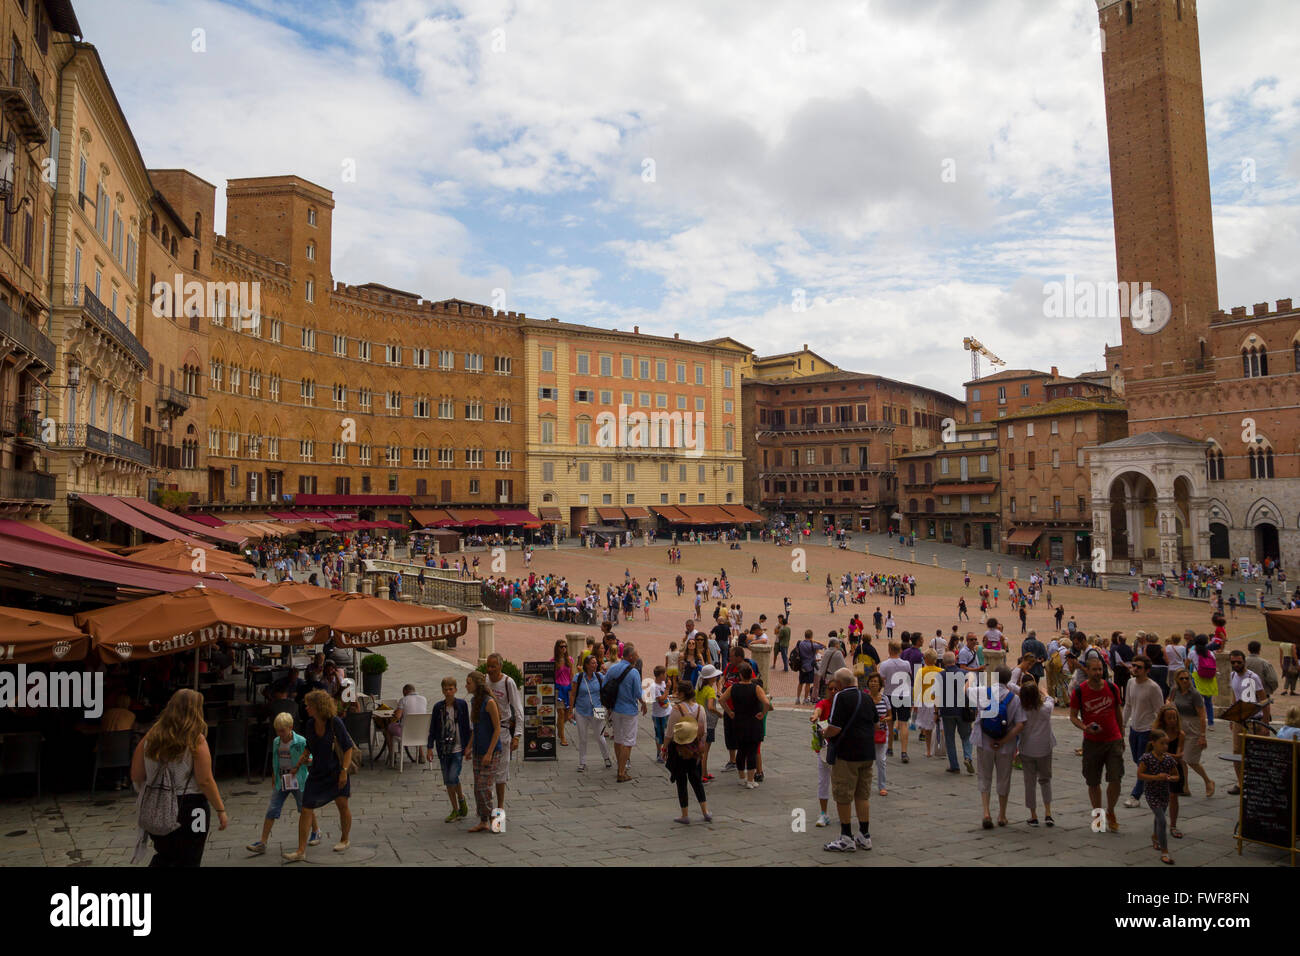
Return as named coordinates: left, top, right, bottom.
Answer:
left=0, top=55, right=51, bottom=144
left=757, top=463, right=895, bottom=479
left=157, top=384, right=191, bottom=416
left=0, top=400, right=43, bottom=441
left=0, top=298, right=55, bottom=372
left=0, top=469, right=54, bottom=500
left=71, top=285, right=149, bottom=369
left=51, top=422, right=150, bottom=467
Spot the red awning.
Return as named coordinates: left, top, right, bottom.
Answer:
left=75, top=494, right=209, bottom=547
left=596, top=506, right=626, bottom=522
left=620, top=506, right=650, bottom=520
left=1006, top=527, right=1043, bottom=546
left=185, top=513, right=227, bottom=528
left=267, top=511, right=299, bottom=521
left=491, top=509, right=541, bottom=524
left=719, top=505, right=764, bottom=522
left=652, top=505, right=689, bottom=522
left=0, top=519, right=126, bottom=559
left=538, top=507, right=563, bottom=522
left=124, top=498, right=247, bottom=546
left=0, top=533, right=278, bottom=604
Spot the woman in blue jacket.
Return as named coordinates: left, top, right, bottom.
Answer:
left=246, top=712, right=318, bottom=854
left=427, top=676, right=471, bottom=822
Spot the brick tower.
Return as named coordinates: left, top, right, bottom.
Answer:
left=1096, top=0, right=1218, bottom=399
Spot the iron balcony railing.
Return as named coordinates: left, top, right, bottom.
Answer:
left=757, top=420, right=895, bottom=435
left=68, top=285, right=149, bottom=369
left=0, top=54, right=51, bottom=143
left=52, top=423, right=148, bottom=465
left=0, top=400, right=43, bottom=439
left=0, top=469, right=54, bottom=500
left=0, top=298, right=55, bottom=371
left=157, top=384, right=191, bottom=414
left=110, top=434, right=151, bottom=466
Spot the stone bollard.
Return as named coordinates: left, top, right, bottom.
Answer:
left=933, top=555, right=939, bottom=567
left=477, top=618, right=496, bottom=667
left=986, top=563, right=992, bottom=576
left=378, top=585, right=390, bottom=601
left=889, top=547, right=895, bottom=559
left=1012, top=566, right=1019, bottom=581
left=565, top=631, right=587, bottom=662
left=1214, top=650, right=1234, bottom=709
left=909, top=549, right=916, bottom=563
left=399, top=594, right=414, bottom=604
left=552, top=536, right=558, bottom=550
left=1255, top=588, right=1264, bottom=610
left=345, top=572, right=358, bottom=593
left=433, top=541, right=440, bottom=557
left=961, top=559, right=967, bottom=573
left=748, top=640, right=773, bottom=697
left=746, top=530, right=751, bottom=542
left=864, top=543, right=869, bottom=556
left=361, top=578, right=374, bottom=596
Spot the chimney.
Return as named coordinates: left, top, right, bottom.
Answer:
left=802, top=343, right=808, bottom=351
left=633, top=326, right=639, bottom=334
left=1254, top=302, right=1269, bottom=316
left=674, top=333, right=679, bottom=339
left=1278, top=299, right=1293, bottom=312
left=1051, top=366, right=1058, bottom=377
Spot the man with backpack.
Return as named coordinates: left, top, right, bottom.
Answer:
left=603, top=643, right=647, bottom=783
left=971, top=666, right=1025, bottom=829
left=821, top=667, right=877, bottom=852
left=792, top=630, right=823, bottom=705
left=1070, top=655, right=1126, bottom=832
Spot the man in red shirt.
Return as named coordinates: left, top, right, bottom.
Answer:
left=1069, top=656, right=1126, bottom=831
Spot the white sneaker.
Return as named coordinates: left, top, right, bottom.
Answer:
left=815, top=813, right=830, bottom=828
left=1123, top=796, right=1141, bottom=809
left=854, top=833, right=873, bottom=850
left=823, top=835, right=856, bottom=852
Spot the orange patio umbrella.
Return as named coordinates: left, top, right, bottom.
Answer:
left=75, top=584, right=330, bottom=665
left=118, top=539, right=256, bottom=577
left=0, top=607, right=90, bottom=663
left=1265, top=608, right=1300, bottom=645
left=256, top=581, right=340, bottom=606
left=290, top=592, right=467, bottom=648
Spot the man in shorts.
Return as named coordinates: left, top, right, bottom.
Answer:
left=877, top=639, right=913, bottom=761
left=1069, top=656, right=1125, bottom=831
left=485, top=654, right=524, bottom=811
left=606, top=643, right=646, bottom=782
left=822, top=667, right=876, bottom=852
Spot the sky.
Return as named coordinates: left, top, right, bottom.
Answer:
left=77, top=0, right=1300, bottom=398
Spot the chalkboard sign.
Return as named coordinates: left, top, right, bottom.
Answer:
left=1238, top=734, right=1297, bottom=864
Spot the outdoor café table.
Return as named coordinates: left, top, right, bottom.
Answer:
left=371, top=707, right=399, bottom=766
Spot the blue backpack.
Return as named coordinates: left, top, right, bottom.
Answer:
left=980, top=687, right=1016, bottom=740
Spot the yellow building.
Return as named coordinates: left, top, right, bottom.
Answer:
left=0, top=0, right=79, bottom=516
left=525, top=321, right=744, bottom=536
left=46, top=41, right=154, bottom=531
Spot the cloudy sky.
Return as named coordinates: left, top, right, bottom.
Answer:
left=81, top=0, right=1299, bottom=397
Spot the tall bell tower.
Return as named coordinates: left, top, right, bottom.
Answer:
left=1097, top=0, right=1218, bottom=392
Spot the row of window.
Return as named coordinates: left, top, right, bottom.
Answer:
left=759, top=403, right=940, bottom=428
left=543, top=492, right=734, bottom=506
left=1007, top=496, right=1086, bottom=516
left=1205, top=448, right=1276, bottom=480
left=537, top=461, right=737, bottom=484
left=906, top=494, right=997, bottom=513
left=764, top=478, right=874, bottom=494
left=539, top=350, right=734, bottom=389
left=206, top=430, right=515, bottom=469
left=1006, top=449, right=1086, bottom=471
left=538, top=419, right=735, bottom=450
left=539, top=387, right=734, bottom=413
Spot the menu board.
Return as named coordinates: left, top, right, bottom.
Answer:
left=1239, top=734, right=1297, bottom=856
left=522, top=661, right=557, bottom=761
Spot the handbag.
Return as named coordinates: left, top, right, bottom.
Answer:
left=330, top=717, right=361, bottom=774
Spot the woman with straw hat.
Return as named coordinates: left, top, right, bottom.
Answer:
left=665, top=683, right=711, bottom=824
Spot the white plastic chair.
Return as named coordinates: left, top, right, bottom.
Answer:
left=394, top=712, right=432, bottom=772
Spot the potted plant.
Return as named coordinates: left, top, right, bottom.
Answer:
left=360, top=652, right=388, bottom=696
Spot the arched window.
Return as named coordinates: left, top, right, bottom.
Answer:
left=1243, top=345, right=1268, bottom=377
left=908, top=464, right=916, bottom=484
left=193, top=250, right=199, bottom=270
left=908, top=498, right=917, bottom=513
left=150, top=214, right=158, bottom=236
left=170, top=237, right=178, bottom=257
left=1125, top=1, right=1133, bottom=25
left=1294, top=341, right=1300, bottom=371
left=1206, top=449, right=1224, bottom=481
left=194, top=212, right=201, bottom=236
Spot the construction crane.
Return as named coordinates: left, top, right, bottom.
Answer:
left=963, top=336, right=1006, bottom=380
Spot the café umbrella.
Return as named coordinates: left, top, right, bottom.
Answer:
left=75, top=584, right=329, bottom=682
left=118, top=538, right=256, bottom=577
left=289, top=592, right=467, bottom=648
left=254, top=581, right=339, bottom=606
left=0, top=607, right=90, bottom=663
left=1264, top=607, right=1300, bottom=644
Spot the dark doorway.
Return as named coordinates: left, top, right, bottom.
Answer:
left=1255, top=523, right=1280, bottom=564
left=1209, top=522, right=1229, bottom=559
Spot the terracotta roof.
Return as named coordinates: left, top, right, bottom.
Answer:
left=962, top=368, right=1051, bottom=387
left=743, top=369, right=962, bottom=405
left=997, top=398, right=1127, bottom=421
